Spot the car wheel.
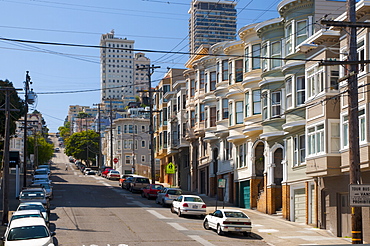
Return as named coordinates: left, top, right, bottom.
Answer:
left=243, top=232, right=251, bottom=237
left=177, top=208, right=182, bottom=217
left=162, top=199, right=166, bottom=207
left=170, top=205, right=175, bottom=213
left=203, top=219, right=210, bottom=230
left=217, top=224, right=224, bottom=235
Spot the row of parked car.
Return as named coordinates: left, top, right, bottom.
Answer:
left=2, top=163, right=56, bottom=245
left=117, top=174, right=253, bottom=237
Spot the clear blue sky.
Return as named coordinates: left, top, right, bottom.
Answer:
left=0, top=0, right=279, bottom=132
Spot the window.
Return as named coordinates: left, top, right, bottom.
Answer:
left=359, top=109, right=366, bottom=142
left=236, top=101, right=243, bottom=124
left=245, top=46, right=250, bottom=73
left=261, top=43, right=268, bottom=71
left=271, top=91, right=281, bottom=118
left=200, top=70, right=205, bottom=89
left=210, top=107, right=216, bottom=127
left=296, top=76, right=305, bottom=105
left=262, top=92, right=268, bottom=120
left=204, top=72, right=209, bottom=93
left=331, top=122, right=340, bottom=153
left=252, top=44, right=261, bottom=69
left=343, top=115, right=348, bottom=148
left=285, top=23, right=293, bottom=55
left=293, top=135, right=305, bottom=166
left=117, top=140, right=121, bottom=149
left=117, top=126, right=121, bottom=134
left=190, top=79, right=195, bottom=97
left=245, top=92, right=250, bottom=117
left=222, top=60, right=228, bottom=81
left=229, top=102, right=233, bottom=126
left=358, top=40, right=365, bottom=73
left=307, top=66, right=324, bottom=98
left=190, top=110, right=195, bottom=127
left=200, top=104, right=205, bottom=122
left=330, top=66, right=339, bottom=90
left=141, top=155, right=145, bottom=162
left=164, top=131, right=168, bottom=148
left=238, top=144, right=244, bottom=168
left=271, top=41, right=281, bottom=68
left=308, top=124, right=324, bottom=155
left=296, top=20, right=308, bottom=45
left=129, top=125, right=133, bottom=133
left=253, top=90, right=261, bottom=115
left=141, top=125, right=145, bottom=133
left=210, top=71, right=216, bottom=91
left=125, top=155, right=131, bottom=164
left=286, top=78, right=292, bottom=109
left=141, top=140, right=146, bottom=148
left=124, top=125, right=128, bottom=133
left=222, top=99, right=229, bottom=119
left=235, top=59, right=243, bottom=82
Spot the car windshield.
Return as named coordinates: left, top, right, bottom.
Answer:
left=224, top=212, right=249, bottom=218
left=152, top=185, right=163, bottom=189
left=11, top=214, right=42, bottom=221
left=168, top=190, right=182, bottom=195
left=136, top=178, right=149, bottom=183
left=18, top=205, right=46, bottom=212
left=20, top=192, right=45, bottom=199
left=184, top=197, right=203, bottom=202
left=110, top=171, right=119, bottom=174
left=35, top=170, right=47, bottom=175
left=7, top=225, right=49, bottom=241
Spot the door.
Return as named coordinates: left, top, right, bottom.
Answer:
left=294, top=188, right=306, bottom=223
left=338, top=193, right=351, bottom=237
left=243, top=185, right=251, bottom=209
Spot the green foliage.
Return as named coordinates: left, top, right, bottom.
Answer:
left=58, top=121, right=71, bottom=140
left=64, top=130, right=99, bottom=166
left=0, top=80, right=26, bottom=138
left=27, top=135, right=54, bottom=165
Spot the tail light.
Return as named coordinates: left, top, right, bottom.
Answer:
left=244, top=222, right=251, bottom=225
left=182, top=203, right=188, bottom=207
left=165, top=194, right=169, bottom=197
left=223, top=221, right=231, bottom=224
left=201, top=204, right=206, bottom=208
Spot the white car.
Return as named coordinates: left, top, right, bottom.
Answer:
left=2, top=217, right=56, bottom=246
left=8, top=210, right=44, bottom=227
left=16, top=202, right=49, bottom=225
left=171, top=195, right=206, bottom=217
left=203, top=209, right=252, bottom=236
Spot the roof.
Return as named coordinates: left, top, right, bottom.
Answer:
left=219, top=209, right=247, bottom=213
left=11, top=210, right=42, bottom=216
left=8, top=217, right=47, bottom=228
left=18, top=202, right=44, bottom=207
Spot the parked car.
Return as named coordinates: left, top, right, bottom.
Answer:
left=34, top=168, right=50, bottom=176
left=54, top=147, right=60, bottom=152
left=1, top=217, right=55, bottom=245
left=203, top=209, right=252, bottom=236
left=32, top=175, right=52, bottom=185
left=16, top=202, right=49, bottom=225
left=141, top=184, right=164, bottom=199
left=171, top=195, right=206, bottom=217
left=83, top=168, right=91, bottom=175
left=101, top=168, right=114, bottom=178
left=37, top=165, right=51, bottom=173
left=28, top=182, right=53, bottom=200
left=8, top=210, right=44, bottom=226
left=156, top=188, right=182, bottom=207
left=128, top=177, right=150, bottom=193
left=106, top=170, right=120, bottom=180
left=119, top=174, right=141, bottom=188
left=18, top=188, right=49, bottom=211
left=121, top=176, right=134, bottom=190
left=85, top=170, right=96, bottom=175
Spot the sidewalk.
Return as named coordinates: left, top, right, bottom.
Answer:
left=179, top=189, right=356, bottom=246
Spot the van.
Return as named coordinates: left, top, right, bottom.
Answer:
left=128, top=177, right=150, bottom=193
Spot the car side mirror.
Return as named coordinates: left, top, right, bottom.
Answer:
left=50, top=231, right=56, bottom=237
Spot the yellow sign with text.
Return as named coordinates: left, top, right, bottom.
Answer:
left=166, top=162, right=175, bottom=174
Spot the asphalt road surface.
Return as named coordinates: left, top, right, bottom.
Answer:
left=49, top=138, right=267, bottom=246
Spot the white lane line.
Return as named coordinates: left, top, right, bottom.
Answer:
left=188, top=235, right=215, bottom=246
left=167, top=222, right=188, bottom=231
left=146, top=209, right=169, bottom=219
left=258, top=229, right=279, bottom=233
left=132, top=201, right=148, bottom=207
left=101, top=182, right=112, bottom=187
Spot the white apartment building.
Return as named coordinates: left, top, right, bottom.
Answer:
left=100, top=30, right=135, bottom=100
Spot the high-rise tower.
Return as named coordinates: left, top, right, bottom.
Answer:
left=188, top=0, right=237, bottom=54
left=100, top=30, right=135, bottom=100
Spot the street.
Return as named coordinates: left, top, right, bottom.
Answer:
left=51, top=148, right=267, bottom=246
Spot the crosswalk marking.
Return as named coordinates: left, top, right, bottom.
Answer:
left=168, top=222, right=188, bottom=231
left=146, top=209, right=169, bottom=219
left=188, top=235, right=215, bottom=246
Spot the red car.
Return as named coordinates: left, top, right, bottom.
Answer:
left=101, top=168, right=114, bottom=178
left=141, top=184, right=164, bottom=199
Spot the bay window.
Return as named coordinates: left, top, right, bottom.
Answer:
left=262, top=91, right=268, bottom=120
left=285, top=23, right=293, bottom=55
left=252, top=90, right=261, bottom=115
left=271, top=91, right=281, bottom=118
left=235, top=59, right=243, bottom=82
left=296, top=76, right=305, bottom=105
left=308, top=124, right=324, bottom=155
left=245, top=92, right=250, bottom=117
left=236, top=101, right=243, bottom=124
left=245, top=46, right=250, bottom=73
left=222, top=99, right=229, bottom=119
left=229, top=102, right=233, bottom=126
left=252, top=44, right=261, bottom=70
left=210, top=107, right=216, bottom=127
left=271, top=41, right=281, bottom=68
left=296, top=20, right=308, bottom=45
left=293, top=135, right=306, bottom=166
left=286, top=78, right=292, bottom=109
left=210, top=71, right=216, bottom=91
left=222, top=60, right=228, bottom=81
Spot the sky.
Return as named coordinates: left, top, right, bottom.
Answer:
left=0, top=0, right=281, bottom=133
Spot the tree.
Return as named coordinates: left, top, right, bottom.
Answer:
left=0, top=80, right=25, bottom=137
left=58, top=121, right=71, bottom=140
left=64, top=130, right=99, bottom=166
left=27, top=135, right=54, bottom=166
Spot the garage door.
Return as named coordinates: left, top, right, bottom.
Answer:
left=294, top=188, right=306, bottom=223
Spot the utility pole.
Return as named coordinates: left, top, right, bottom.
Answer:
left=321, top=0, right=363, bottom=243
left=1, top=88, right=20, bottom=225
left=110, top=98, right=113, bottom=168
left=137, top=64, right=160, bottom=184
left=23, top=71, right=31, bottom=188
left=93, top=103, right=102, bottom=169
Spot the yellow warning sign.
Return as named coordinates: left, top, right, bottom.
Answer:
left=166, top=162, right=175, bottom=174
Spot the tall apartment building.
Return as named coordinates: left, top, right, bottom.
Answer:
left=133, top=52, right=150, bottom=100
left=188, top=0, right=237, bottom=54
left=100, top=30, right=135, bottom=100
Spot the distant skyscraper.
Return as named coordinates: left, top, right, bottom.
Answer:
left=100, top=30, right=135, bottom=100
left=188, top=0, right=237, bottom=54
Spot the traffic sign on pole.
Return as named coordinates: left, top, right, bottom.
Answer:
left=113, top=158, right=118, bottom=164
